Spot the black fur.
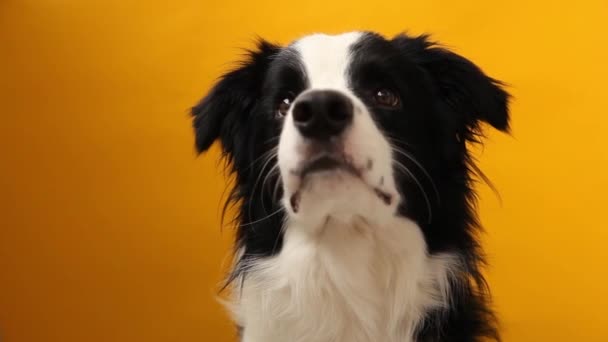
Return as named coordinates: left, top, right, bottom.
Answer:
left=192, top=40, right=288, bottom=264
left=192, top=32, right=509, bottom=341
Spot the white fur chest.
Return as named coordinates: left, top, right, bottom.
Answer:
left=232, top=217, right=457, bottom=342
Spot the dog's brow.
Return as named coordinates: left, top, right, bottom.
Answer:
left=274, top=48, right=303, bottom=69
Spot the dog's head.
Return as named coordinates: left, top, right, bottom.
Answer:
left=193, top=32, right=509, bottom=243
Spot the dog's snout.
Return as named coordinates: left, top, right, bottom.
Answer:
left=292, top=90, right=354, bottom=140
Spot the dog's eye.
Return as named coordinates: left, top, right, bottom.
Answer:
left=277, top=93, right=295, bottom=117
left=278, top=98, right=291, bottom=116
left=373, top=89, right=401, bottom=108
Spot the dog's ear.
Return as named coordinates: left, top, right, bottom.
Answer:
left=392, top=34, right=510, bottom=132
left=191, top=40, right=280, bottom=153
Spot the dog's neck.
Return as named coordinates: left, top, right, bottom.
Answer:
left=231, top=214, right=459, bottom=342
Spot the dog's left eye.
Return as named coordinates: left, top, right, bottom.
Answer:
left=372, top=89, right=401, bottom=108
left=277, top=93, right=295, bottom=117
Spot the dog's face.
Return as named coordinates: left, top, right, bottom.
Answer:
left=278, top=33, right=403, bottom=228
left=193, top=32, right=509, bottom=238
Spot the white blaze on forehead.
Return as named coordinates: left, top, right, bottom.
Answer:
left=293, top=32, right=363, bottom=89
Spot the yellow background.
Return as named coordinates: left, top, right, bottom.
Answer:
left=1, top=0, right=607, bottom=341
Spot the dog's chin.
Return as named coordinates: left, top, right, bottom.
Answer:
left=283, top=168, right=398, bottom=229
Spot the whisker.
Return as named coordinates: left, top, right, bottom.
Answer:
left=248, top=151, right=278, bottom=222
left=272, top=173, right=283, bottom=202
left=261, top=164, right=280, bottom=197
left=260, top=164, right=280, bottom=213
left=239, top=207, right=284, bottom=228
left=393, top=160, right=433, bottom=223
left=390, top=146, right=440, bottom=203
left=271, top=215, right=289, bottom=255
left=264, top=136, right=281, bottom=144
left=385, top=135, right=414, bottom=149
left=244, top=146, right=278, bottom=172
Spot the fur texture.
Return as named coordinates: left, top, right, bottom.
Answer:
left=192, top=31, right=510, bottom=341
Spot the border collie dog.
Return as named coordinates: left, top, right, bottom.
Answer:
left=192, top=31, right=509, bottom=342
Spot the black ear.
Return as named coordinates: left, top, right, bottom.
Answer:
left=191, top=40, right=280, bottom=153
left=393, top=34, right=510, bottom=132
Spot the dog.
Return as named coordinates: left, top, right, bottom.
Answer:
left=192, top=31, right=509, bottom=342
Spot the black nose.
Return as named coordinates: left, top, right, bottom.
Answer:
left=292, top=90, right=354, bottom=139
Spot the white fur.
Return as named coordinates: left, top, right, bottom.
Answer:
left=235, top=217, right=458, bottom=342
left=230, top=33, right=460, bottom=342
left=279, top=32, right=398, bottom=227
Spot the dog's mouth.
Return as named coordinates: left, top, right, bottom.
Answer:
left=297, top=155, right=360, bottom=179
left=288, top=155, right=393, bottom=213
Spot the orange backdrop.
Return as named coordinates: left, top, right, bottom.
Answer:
left=1, top=0, right=607, bottom=341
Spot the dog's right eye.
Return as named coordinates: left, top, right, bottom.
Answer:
left=277, top=93, right=295, bottom=117
left=372, top=88, right=401, bottom=109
